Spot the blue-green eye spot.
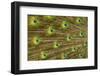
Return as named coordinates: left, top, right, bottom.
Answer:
left=53, top=41, right=60, bottom=49
left=47, top=26, right=55, bottom=36
left=41, top=51, right=48, bottom=60
left=61, top=21, right=69, bottom=29
left=32, top=36, right=42, bottom=45
left=33, top=20, right=37, bottom=23
left=28, top=16, right=40, bottom=28
left=79, top=31, right=85, bottom=37
left=64, top=35, right=72, bottom=41
left=32, top=19, right=40, bottom=28
left=76, top=18, right=82, bottom=24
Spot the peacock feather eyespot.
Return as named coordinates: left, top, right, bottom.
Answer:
left=61, top=21, right=69, bottom=29
left=53, top=41, right=60, bottom=49
left=46, top=26, right=56, bottom=36
left=32, top=36, right=42, bottom=45
left=40, top=51, right=48, bottom=60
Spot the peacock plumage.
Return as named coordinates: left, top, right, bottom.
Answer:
left=28, top=15, right=88, bottom=61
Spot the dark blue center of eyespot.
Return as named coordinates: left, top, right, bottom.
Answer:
left=56, top=44, right=58, bottom=46
left=78, top=19, right=81, bottom=22
left=44, top=54, right=46, bottom=56
left=81, top=32, right=83, bottom=35
left=64, top=24, right=67, bottom=26
left=36, top=40, right=39, bottom=42
left=34, top=20, right=37, bottom=23
left=51, top=29, right=53, bottom=32
left=69, top=37, right=71, bottom=39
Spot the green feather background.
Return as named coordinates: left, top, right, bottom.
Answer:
left=28, top=15, right=88, bottom=61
